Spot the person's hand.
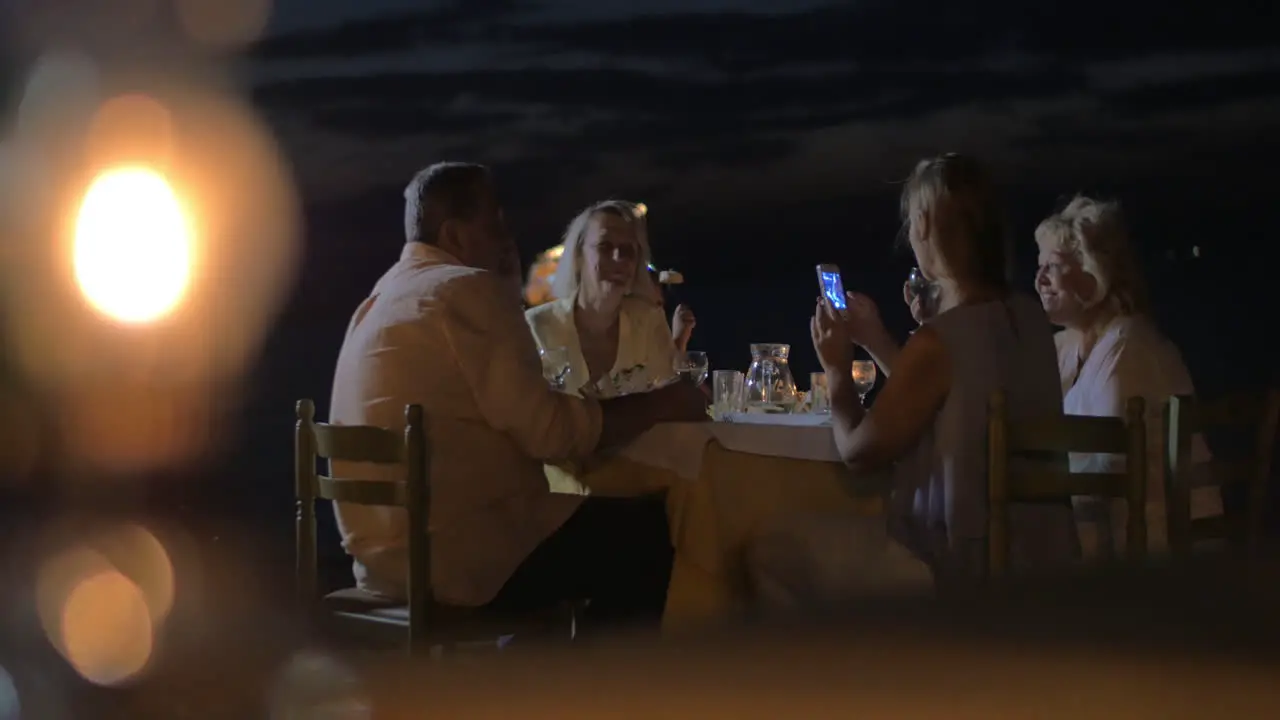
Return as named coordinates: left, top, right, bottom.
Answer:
left=651, top=378, right=711, bottom=423
left=843, top=291, right=890, bottom=346
left=811, top=300, right=854, bottom=375
left=671, top=304, right=696, bottom=351
left=901, top=282, right=926, bottom=325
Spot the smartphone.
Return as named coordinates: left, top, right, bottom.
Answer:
left=815, top=264, right=847, bottom=310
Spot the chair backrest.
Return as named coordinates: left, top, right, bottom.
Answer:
left=987, top=390, right=1147, bottom=577
left=1163, top=388, right=1280, bottom=557
left=294, top=399, right=430, bottom=645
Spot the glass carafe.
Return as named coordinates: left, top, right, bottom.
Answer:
left=744, top=343, right=798, bottom=413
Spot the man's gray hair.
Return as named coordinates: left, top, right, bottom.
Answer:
left=403, top=162, right=490, bottom=245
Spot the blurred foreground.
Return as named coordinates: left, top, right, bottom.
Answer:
left=3, top=506, right=1280, bottom=719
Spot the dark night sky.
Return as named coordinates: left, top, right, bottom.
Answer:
left=243, top=0, right=1279, bottom=377
left=251, top=0, right=1279, bottom=205
left=2, top=0, right=1278, bottom=521
left=239, top=1, right=1279, bottom=296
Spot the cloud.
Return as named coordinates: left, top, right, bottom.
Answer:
left=255, top=2, right=1278, bottom=69
left=256, top=5, right=518, bottom=60
left=251, top=64, right=1090, bottom=140
left=262, top=0, right=525, bottom=36
left=1099, top=68, right=1280, bottom=117
left=503, top=2, right=1278, bottom=71
left=242, top=0, right=1280, bottom=209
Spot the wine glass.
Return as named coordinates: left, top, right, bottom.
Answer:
left=905, top=266, right=930, bottom=302
left=539, top=347, right=572, bottom=390
left=905, top=266, right=939, bottom=324
left=850, top=360, right=877, bottom=404
left=674, top=351, right=709, bottom=386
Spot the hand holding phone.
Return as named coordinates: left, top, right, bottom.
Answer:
left=815, top=264, right=847, bottom=311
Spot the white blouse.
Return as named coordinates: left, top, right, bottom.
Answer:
left=525, top=295, right=679, bottom=494
left=525, top=295, right=679, bottom=399
left=1056, top=315, right=1219, bottom=555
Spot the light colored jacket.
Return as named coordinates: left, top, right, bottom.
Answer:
left=524, top=295, right=678, bottom=400
left=524, top=295, right=678, bottom=494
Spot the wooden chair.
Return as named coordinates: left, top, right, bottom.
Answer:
left=1163, top=388, right=1280, bottom=560
left=295, top=399, right=576, bottom=656
left=988, top=390, right=1147, bottom=577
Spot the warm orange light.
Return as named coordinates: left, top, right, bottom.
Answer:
left=73, top=166, right=193, bottom=324
left=59, top=570, right=154, bottom=686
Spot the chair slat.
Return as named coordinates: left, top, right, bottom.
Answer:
left=1007, top=470, right=1128, bottom=501
left=316, top=475, right=407, bottom=506
left=1008, top=415, right=1129, bottom=455
left=988, top=391, right=1146, bottom=578
left=313, top=423, right=403, bottom=464
left=1164, top=388, right=1279, bottom=559
left=297, top=399, right=562, bottom=655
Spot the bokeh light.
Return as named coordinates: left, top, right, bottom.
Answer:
left=90, top=523, right=177, bottom=623
left=36, top=525, right=176, bottom=687
left=60, top=570, right=154, bottom=686
left=84, top=94, right=175, bottom=169
left=3, top=35, right=299, bottom=477
left=73, top=166, right=193, bottom=324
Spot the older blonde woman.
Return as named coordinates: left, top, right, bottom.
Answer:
left=526, top=200, right=681, bottom=399
left=1034, top=195, right=1216, bottom=556
left=526, top=201, right=687, bottom=496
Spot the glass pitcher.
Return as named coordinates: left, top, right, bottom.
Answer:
left=744, top=343, right=798, bottom=413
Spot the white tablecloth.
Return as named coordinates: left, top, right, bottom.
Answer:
left=621, top=414, right=841, bottom=481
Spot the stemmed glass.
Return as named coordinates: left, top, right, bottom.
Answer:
left=905, top=266, right=930, bottom=303
left=539, top=347, right=572, bottom=391
left=674, top=351, right=709, bottom=386
left=851, top=360, right=877, bottom=405
left=905, top=266, right=939, bottom=323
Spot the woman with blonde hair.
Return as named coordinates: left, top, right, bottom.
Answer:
left=1034, top=195, right=1214, bottom=556
left=526, top=200, right=682, bottom=400
left=749, top=155, right=1077, bottom=605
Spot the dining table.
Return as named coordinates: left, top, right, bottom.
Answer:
left=560, top=412, right=886, bottom=633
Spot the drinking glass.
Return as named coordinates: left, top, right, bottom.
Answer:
left=905, top=266, right=939, bottom=323
left=809, top=372, right=830, bottom=414
left=712, top=370, right=745, bottom=420
left=905, top=266, right=930, bottom=303
left=539, top=347, right=572, bottom=391
left=851, top=360, right=877, bottom=404
left=675, top=351, right=709, bottom=386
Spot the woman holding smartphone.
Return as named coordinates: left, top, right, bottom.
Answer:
left=749, top=154, right=1077, bottom=604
